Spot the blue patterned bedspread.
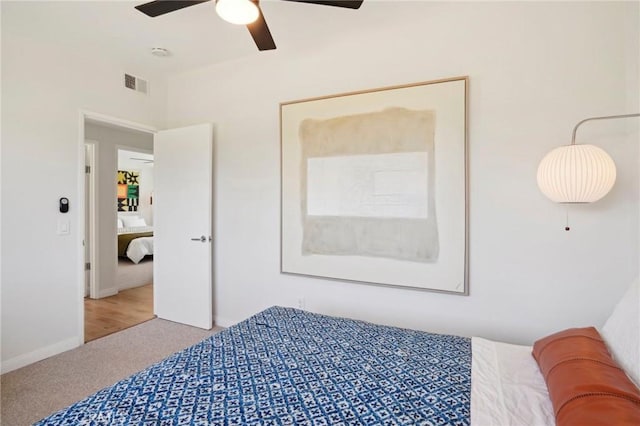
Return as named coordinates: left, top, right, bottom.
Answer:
left=36, top=307, right=471, bottom=425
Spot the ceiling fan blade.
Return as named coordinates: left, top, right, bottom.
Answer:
left=281, top=0, right=363, bottom=9
left=135, top=0, right=211, bottom=17
left=247, top=3, right=276, bottom=51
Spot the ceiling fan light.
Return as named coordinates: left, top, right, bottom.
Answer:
left=216, top=0, right=259, bottom=25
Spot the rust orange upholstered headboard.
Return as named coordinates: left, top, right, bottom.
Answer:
left=532, top=327, right=640, bottom=426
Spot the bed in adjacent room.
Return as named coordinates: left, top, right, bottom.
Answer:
left=118, top=216, right=153, bottom=264
left=35, top=282, right=639, bottom=425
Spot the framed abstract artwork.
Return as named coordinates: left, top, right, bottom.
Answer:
left=117, top=170, right=140, bottom=212
left=280, top=76, right=468, bottom=294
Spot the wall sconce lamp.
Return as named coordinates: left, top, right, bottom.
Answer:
left=537, top=113, right=640, bottom=205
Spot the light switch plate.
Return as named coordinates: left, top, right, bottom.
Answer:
left=57, top=219, right=70, bottom=235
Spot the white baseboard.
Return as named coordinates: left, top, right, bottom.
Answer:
left=214, top=316, right=238, bottom=328
left=1, top=336, right=79, bottom=374
left=96, top=287, right=118, bottom=299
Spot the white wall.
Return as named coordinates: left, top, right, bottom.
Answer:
left=166, top=2, right=639, bottom=344
left=0, top=22, right=165, bottom=371
left=86, top=123, right=154, bottom=298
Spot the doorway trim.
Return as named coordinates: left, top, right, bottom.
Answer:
left=85, top=140, right=97, bottom=299
left=77, top=110, right=157, bottom=346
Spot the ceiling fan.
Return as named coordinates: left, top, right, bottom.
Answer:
left=135, top=0, right=364, bottom=51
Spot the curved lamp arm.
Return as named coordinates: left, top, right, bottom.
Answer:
left=571, top=113, right=640, bottom=145
left=538, top=112, right=640, bottom=206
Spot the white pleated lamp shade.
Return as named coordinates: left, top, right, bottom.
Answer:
left=537, top=144, right=616, bottom=203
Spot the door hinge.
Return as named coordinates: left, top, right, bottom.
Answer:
left=85, top=165, right=91, bottom=173
left=85, top=262, right=91, bottom=271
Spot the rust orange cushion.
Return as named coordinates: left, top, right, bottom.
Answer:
left=532, top=327, right=640, bottom=426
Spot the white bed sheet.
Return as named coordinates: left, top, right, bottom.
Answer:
left=118, top=225, right=154, bottom=235
left=471, top=337, right=555, bottom=426
left=126, top=236, right=153, bottom=264
left=119, top=226, right=154, bottom=263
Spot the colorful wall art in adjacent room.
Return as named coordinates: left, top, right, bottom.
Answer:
left=117, top=170, right=140, bottom=212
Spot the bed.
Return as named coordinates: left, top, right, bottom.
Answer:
left=35, top=281, right=639, bottom=425
left=118, top=216, right=153, bottom=264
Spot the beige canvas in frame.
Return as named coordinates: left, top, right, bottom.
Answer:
left=280, top=77, right=468, bottom=294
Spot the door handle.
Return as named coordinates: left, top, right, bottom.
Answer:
left=191, top=235, right=206, bottom=242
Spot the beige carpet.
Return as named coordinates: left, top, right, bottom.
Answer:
left=116, top=257, right=153, bottom=290
left=1, top=319, right=222, bottom=425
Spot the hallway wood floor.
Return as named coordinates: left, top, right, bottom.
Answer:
left=84, top=284, right=154, bottom=342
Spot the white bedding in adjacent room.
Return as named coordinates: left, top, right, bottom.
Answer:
left=125, top=236, right=153, bottom=264
left=118, top=226, right=154, bottom=264
left=471, top=337, right=554, bottom=426
left=118, top=225, right=154, bottom=235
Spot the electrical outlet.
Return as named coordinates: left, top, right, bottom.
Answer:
left=297, top=297, right=305, bottom=310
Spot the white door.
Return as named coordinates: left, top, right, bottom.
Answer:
left=154, top=124, right=213, bottom=329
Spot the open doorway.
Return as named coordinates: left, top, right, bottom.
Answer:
left=116, top=149, right=154, bottom=290
left=79, top=114, right=214, bottom=346
left=82, top=116, right=156, bottom=342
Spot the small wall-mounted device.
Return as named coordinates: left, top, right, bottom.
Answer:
left=59, top=197, right=69, bottom=213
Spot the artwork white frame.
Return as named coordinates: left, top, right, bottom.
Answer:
left=280, top=77, right=468, bottom=294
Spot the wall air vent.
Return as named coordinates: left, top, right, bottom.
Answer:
left=124, top=73, right=149, bottom=94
